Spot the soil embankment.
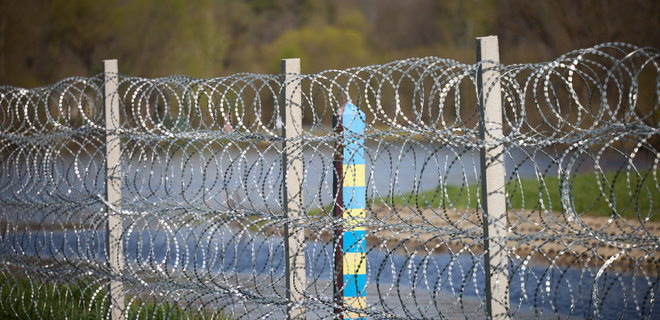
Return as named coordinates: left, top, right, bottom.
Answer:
left=360, top=206, right=660, bottom=276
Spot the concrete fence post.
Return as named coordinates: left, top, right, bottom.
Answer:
left=281, top=58, right=306, bottom=320
left=103, top=59, right=125, bottom=320
left=476, top=36, right=510, bottom=320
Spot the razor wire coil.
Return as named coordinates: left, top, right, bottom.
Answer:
left=0, top=42, right=658, bottom=319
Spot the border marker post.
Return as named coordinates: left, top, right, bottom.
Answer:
left=334, top=102, right=366, bottom=320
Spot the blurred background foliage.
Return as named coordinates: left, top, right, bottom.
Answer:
left=0, top=0, right=659, bottom=87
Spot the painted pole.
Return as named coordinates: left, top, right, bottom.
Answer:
left=476, top=36, right=510, bottom=320
left=333, top=101, right=366, bottom=320
left=281, top=58, right=306, bottom=320
left=103, top=59, right=125, bottom=320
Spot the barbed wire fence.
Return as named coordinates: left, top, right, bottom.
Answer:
left=0, top=37, right=658, bottom=319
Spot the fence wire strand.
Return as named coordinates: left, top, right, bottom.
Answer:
left=0, top=42, right=659, bottom=319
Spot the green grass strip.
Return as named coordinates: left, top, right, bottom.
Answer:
left=384, top=170, right=659, bottom=221
left=0, top=274, right=229, bottom=320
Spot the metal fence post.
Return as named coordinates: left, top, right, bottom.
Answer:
left=103, top=59, right=125, bottom=320
left=476, top=36, right=510, bottom=320
left=333, top=110, right=345, bottom=319
left=333, top=102, right=367, bottom=320
left=281, top=58, right=306, bottom=320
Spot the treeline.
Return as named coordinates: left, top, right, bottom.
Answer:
left=1, top=0, right=658, bottom=88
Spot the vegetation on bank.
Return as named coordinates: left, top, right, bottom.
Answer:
left=2, top=0, right=658, bottom=88
left=385, top=170, right=659, bottom=221
left=0, top=274, right=228, bottom=320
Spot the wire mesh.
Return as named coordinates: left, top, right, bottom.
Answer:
left=0, top=42, right=658, bottom=319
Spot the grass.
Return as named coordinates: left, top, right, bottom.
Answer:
left=0, top=274, right=229, bottom=320
left=382, top=170, right=659, bottom=221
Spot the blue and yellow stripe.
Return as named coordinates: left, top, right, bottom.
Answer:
left=340, top=102, right=366, bottom=320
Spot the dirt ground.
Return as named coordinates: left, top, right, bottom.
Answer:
left=354, top=205, right=660, bottom=276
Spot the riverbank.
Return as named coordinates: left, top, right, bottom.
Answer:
left=362, top=205, right=660, bottom=276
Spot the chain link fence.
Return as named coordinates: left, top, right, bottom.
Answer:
left=0, top=41, right=658, bottom=319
